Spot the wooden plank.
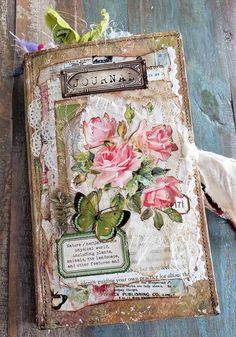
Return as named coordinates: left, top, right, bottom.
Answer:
left=128, top=2, right=236, bottom=337
left=8, top=1, right=128, bottom=337
left=0, top=0, right=15, bottom=337
left=218, top=0, right=236, bottom=126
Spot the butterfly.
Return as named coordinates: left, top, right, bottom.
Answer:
left=72, top=192, right=130, bottom=242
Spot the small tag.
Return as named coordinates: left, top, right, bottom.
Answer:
left=61, top=58, right=148, bottom=97
left=57, top=230, right=130, bottom=278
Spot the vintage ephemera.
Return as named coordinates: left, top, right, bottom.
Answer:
left=24, top=32, right=219, bottom=328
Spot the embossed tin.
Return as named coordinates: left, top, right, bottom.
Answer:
left=60, top=58, right=148, bottom=97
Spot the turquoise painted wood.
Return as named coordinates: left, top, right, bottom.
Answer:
left=82, top=1, right=236, bottom=337
left=8, top=1, right=236, bottom=337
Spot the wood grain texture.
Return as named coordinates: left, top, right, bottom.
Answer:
left=0, top=0, right=15, bottom=337
left=7, top=1, right=236, bottom=337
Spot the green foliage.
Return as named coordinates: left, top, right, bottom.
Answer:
left=146, top=102, right=154, bottom=114
left=72, top=151, right=94, bottom=175
left=153, top=211, right=164, bottom=230
left=141, top=208, right=153, bottom=221
left=164, top=208, right=183, bottom=223
left=152, top=167, right=170, bottom=176
left=126, top=177, right=139, bottom=196
left=45, top=8, right=109, bottom=45
left=80, top=9, right=109, bottom=42
left=127, top=192, right=141, bottom=214
left=51, top=190, right=73, bottom=233
left=117, top=120, right=127, bottom=138
left=124, top=104, right=135, bottom=124
left=45, top=8, right=80, bottom=44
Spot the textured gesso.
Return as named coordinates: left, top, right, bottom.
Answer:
left=24, top=32, right=219, bottom=329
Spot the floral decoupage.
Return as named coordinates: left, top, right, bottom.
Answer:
left=25, top=33, right=219, bottom=328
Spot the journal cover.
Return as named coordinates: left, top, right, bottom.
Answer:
left=24, top=32, right=219, bottom=329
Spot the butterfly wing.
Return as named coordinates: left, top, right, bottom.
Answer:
left=96, top=210, right=130, bottom=241
left=73, top=192, right=96, bottom=232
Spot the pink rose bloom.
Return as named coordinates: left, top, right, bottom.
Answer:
left=143, top=176, right=183, bottom=209
left=131, top=120, right=177, bottom=161
left=92, top=143, right=142, bottom=188
left=83, top=113, right=116, bottom=149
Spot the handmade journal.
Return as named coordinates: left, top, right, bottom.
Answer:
left=24, top=32, right=219, bottom=328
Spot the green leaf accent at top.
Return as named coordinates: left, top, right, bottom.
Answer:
left=146, top=102, right=154, bottom=114
left=153, top=211, right=164, bottom=230
left=45, top=8, right=109, bottom=45
left=127, top=192, right=141, bottom=214
left=124, top=104, right=135, bottom=124
left=80, top=9, right=109, bottom=42
left=45, top=8, right=80, bottom=44
left=164, top=208, right=183, bottom=223
left=111, top=193, right=125, bottom=210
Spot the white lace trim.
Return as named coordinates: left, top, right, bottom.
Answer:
left=27, top=78, right=61, bottom=178
left=27, top=86, right=42, bottom=157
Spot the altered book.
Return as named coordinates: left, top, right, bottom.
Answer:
left=24, top=32, right=219, bottom=329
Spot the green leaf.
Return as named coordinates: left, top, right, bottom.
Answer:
left=137, top=159, right=152, bottom=175
left=126, top=178, right=139, bottom=196
left=45, top=8, right=80, bottom=44
left=72, top=151, right=94, bottom=174
left=152, top=167, right=170, bottom=176
left=73, top=173, right=86, bottom=185
left=117, top=120, right=127, bottom=138
left=111, top=193, right=125, bottom=210
left=141, top=208, right=153, bottom=221
left=104, top=183, right=112, bottom=191
left=164, top=208, right=183, bottom=223
left=153, top=211, right=164, bottom=230
left=136, top=174, right=152, bottom=186
left=80, top=9, right=109, bottom=42
left=87, top=190, right=102, bottom=210
left=127, top=192, right=141, bottom=214
left=89, top=169, right=100, bottom=175
left=124, top=104, right=135, bottom=124
left=146, top=102, right=154, bottom=114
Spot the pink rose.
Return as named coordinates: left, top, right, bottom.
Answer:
left=92, top=143, right=142, bottom=188
left=83, top=113, right=116, bottom=149
left=131, top=120, right=177, bottom=161
left=143, top=176, right=183, bottom=209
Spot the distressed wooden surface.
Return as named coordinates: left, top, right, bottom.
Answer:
left=4, top=0, right=236, bottom=337
left=0, top=1, right=15, bottom=337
